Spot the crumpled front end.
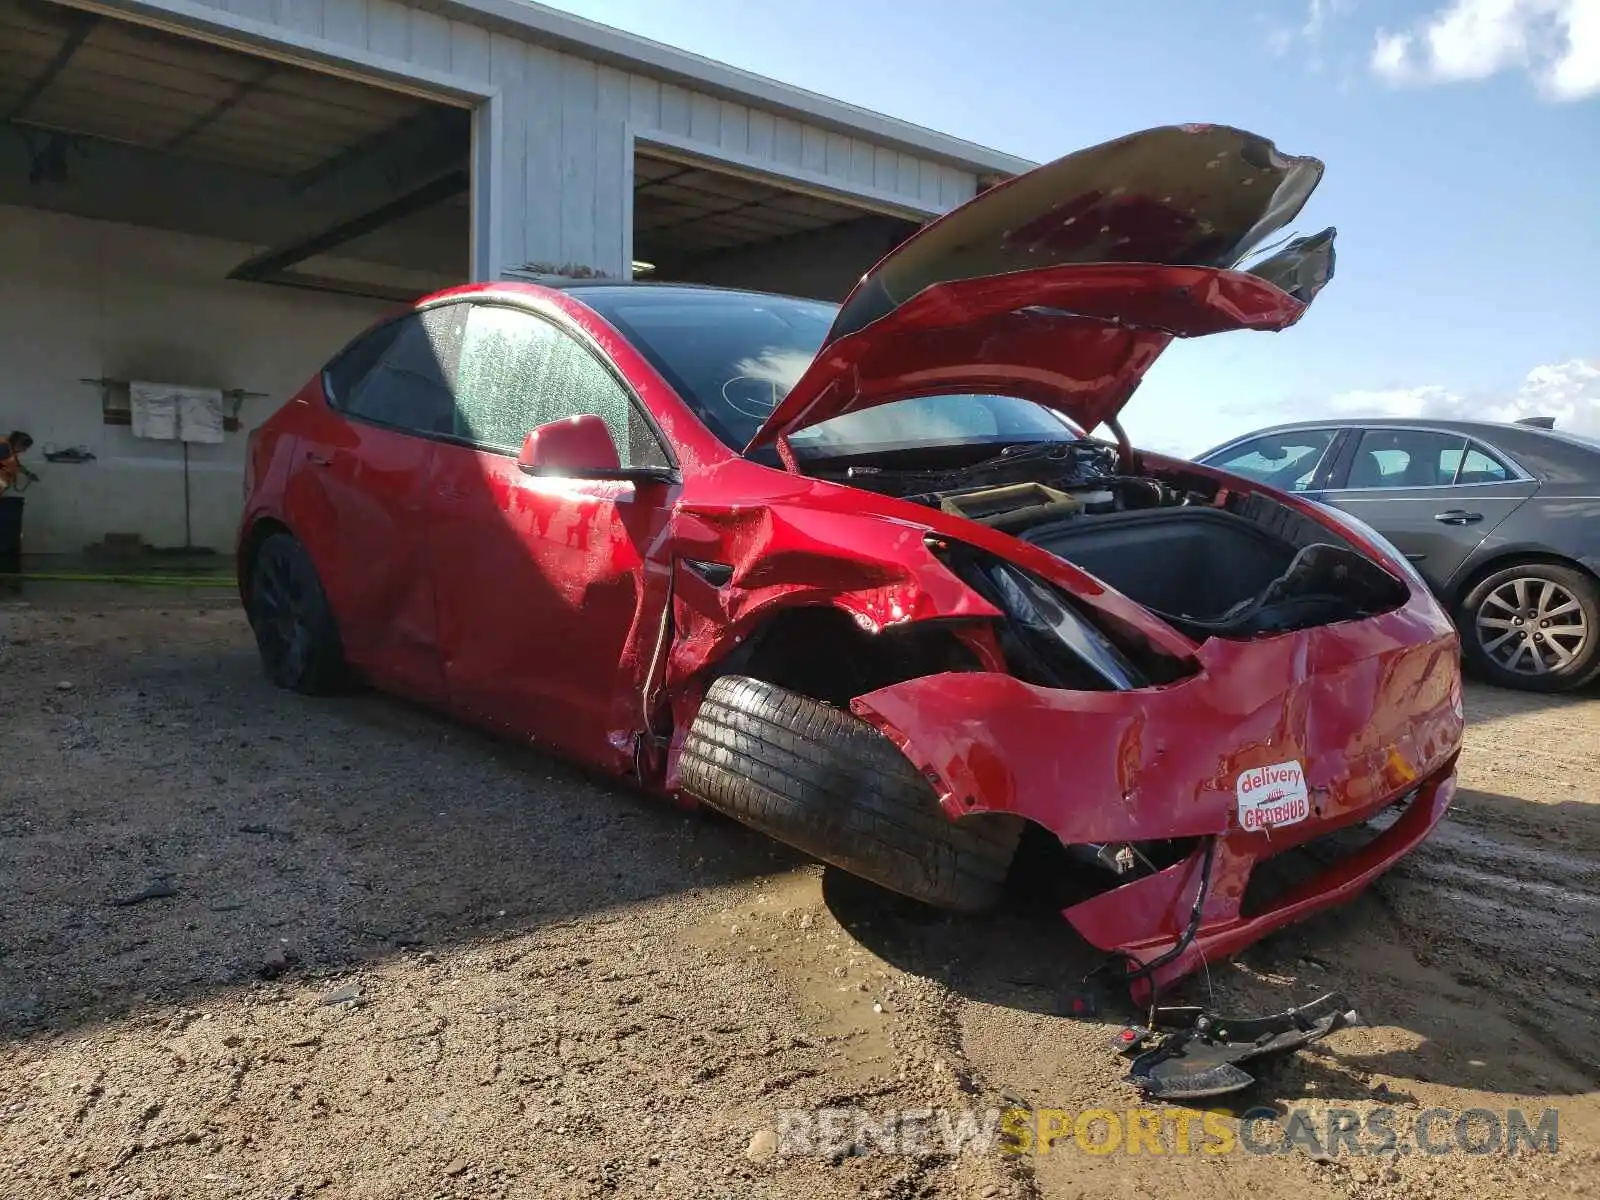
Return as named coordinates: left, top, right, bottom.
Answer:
left=848, top=589, right=1464, bottom=1002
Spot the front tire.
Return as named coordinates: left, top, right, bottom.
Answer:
left=1456, top=561, right=1600, bottom=693
left=679, top=675, right=1022, bottom=912
left=248, top=532, right=346, bottom=694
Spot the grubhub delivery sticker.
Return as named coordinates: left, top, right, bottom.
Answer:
left=1236, top=761, right=1310, bottom=832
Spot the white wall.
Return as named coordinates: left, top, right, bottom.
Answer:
left=0, top=204, right=396, bottom=556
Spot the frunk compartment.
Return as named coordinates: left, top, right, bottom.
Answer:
left=1020, top=507, right=1299, bottom=623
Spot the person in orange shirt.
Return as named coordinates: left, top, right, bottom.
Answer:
left=0, top=431, right=34, bottom=494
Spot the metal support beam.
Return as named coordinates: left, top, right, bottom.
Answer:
left=164, top=64, right=277, bottom=153
left=9, top=10, right=98, bottom=123
left=633, top=165, right=696, bottom=193
left=642, top=191, right=791, bottom=237
left=287, top=107, right=467, bottom=197
left=229, top=169, right=471, bottom=281
left=655, top=212, right=912, bottom=274
left=244, top=270, right=427, bottom=305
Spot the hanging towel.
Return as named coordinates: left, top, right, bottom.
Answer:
left=128, top=382, right=226, bottom=443
left=177, top=387, right=225, bottom=444
left=129, top=381, right=179, bottom=440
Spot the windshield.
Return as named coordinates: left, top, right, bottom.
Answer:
left=582, top=289, right=1078, bottom=457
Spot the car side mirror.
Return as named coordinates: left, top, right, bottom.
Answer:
left=518, top=414, right=620, bottom=475
left=516, top=414, right=679, bottom=484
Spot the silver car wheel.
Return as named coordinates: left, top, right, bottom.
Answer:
left=1474, top=576, right=1590, bottom=676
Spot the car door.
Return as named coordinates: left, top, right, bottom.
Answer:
left=423, top=301, right=677, bottom=768
left=282, top=304, right=465, bottom=703
left=1316, top=427, right=1538, bottom=593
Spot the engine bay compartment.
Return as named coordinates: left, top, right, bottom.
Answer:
left=833, top=438, right=1151, bottom=521
left=814, top=439, right=1410, bottom=641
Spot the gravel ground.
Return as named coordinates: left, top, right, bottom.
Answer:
left=1, top=585, right=1596, bottom=1200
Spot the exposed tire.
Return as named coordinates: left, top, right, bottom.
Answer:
left=679, top=675, right=1023, bottom=912
left=247, top=532, right=347, bottom=694
left=1455, top=560, right=1600, bottom=693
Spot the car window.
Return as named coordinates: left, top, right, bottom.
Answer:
left=323, top=319, right=403, bottom=408
left=792, top=393, right=1076, bottom=455
left=453, top=304, right=668, bottom=468
left=581, top=291, right=1077, bottom=456
left=1455, top=443, right=1511, bottom=485
left=342, top=306, right=465, bottom=437
left=1346, top=429, right=1468, bottom=489
left=1206, top=429, right=1337, bottom=491
left=577, top=293, right=833, bottom=451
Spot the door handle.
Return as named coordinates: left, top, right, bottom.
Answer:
left=305, top=451, right=332, bottom=467
left=1433, top=510, right=1483, bottom=525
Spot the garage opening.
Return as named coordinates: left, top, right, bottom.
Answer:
left=0, top=0, right=474, bottom=562
left=632, top=149, right=923, bottom=302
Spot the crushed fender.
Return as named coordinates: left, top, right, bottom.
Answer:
left=1116, top=991, right=1360, bottom=1100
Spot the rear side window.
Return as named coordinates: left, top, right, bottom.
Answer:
left=342, top=306, right=466, bottom=437
left=1454, top=443, right=1511, bottom=484
left=323, top=320, right=402, bottom=407
left=453, top=304, right=668, bottom=467
left=1347, top=429, right=1468, bottom=488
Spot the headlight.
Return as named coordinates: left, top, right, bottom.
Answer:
left=986, top=561, right=1146, bottom=689
left=929, top=537, right=1152, bottom=690
left=1306, top=501, right=1429, bottom=591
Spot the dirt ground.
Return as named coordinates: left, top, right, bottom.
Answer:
left=1, top=585, right=1597, bottom=1200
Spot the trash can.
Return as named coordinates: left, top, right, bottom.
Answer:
left=0, top=495, right=23, bottom=566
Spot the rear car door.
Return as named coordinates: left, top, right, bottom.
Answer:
left=1317, top=427, right=1538, bottom=593
left=423, top=301, right=676, bottom=767
left=282, top=305, right=465, bottom=702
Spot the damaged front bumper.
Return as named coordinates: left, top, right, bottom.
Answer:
left=1064, top=764, right=1455, bottom=1002
left=850, top=609, right=1463, bottom=1002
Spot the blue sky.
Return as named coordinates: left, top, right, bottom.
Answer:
left=546, top=0, right=1599, bottom=454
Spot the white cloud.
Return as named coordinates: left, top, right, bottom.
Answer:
left=1267, top=0, right=1355, bottom=61
left=1370, top=0, right=1600, bottom=99
left=1303, top=0, right=1350, bottom=39
left=1328, top=358, right=1600, bottom=435
left=1549, top=0, right=1600, bottom=93
left=1371, top=30, right=1412, bottom=75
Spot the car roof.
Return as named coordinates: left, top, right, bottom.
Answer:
left=475, top=278, right=840, bottom=311
left=1214, top=415, right=1571, bottom=440
left=1202, top=415, right=1600, bottom=482
left=1208, top=415, right=1600, bottom=453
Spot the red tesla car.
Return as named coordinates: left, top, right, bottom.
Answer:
left=238, top=125, right=1464, bottom=1001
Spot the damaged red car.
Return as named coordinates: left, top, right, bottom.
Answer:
left=238, top=125, right=1464, bottom=1002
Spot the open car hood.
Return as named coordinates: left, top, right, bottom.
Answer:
left=744, top=124, right=1336, bottom=453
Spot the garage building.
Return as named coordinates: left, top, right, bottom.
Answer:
left=0, top=0, right=1027, bottom=559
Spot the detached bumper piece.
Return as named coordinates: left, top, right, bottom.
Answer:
left=1118, top=992, right=1360, bottom=1100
